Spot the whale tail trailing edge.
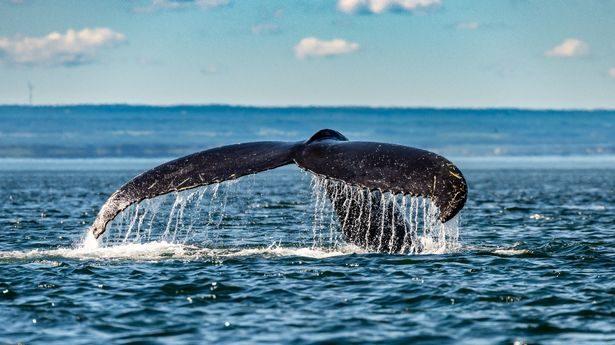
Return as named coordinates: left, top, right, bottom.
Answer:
left=90, top=141, right=300, bottom=238
left=90, top=129, right=467, bottom=241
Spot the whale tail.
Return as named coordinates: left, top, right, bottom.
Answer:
left=90, top=129, right=467, bottom=242
left=90, top=141, right=300, bottom=238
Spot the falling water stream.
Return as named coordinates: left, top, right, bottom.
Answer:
left=101, top=180, right=238, bottom=247
left=97, top=173, right=460, bottom=255
left=309, top=175, right=460, bottom=254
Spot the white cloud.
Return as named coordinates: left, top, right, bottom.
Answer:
left=337, top=0, right=440, bottom=14
left=609, top=68, right=615, bottom=79
left=545, top=38, right=589, bottom=58
left=135, top=0, right=229, bottom=12
left=294, top=37, right=359, bottom=59
left=0, top=28, right=125, bottom=67
left=456, top=21, right=479, bottom=30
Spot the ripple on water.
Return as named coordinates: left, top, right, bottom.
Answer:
left=1, top=169, right=614, bottom=344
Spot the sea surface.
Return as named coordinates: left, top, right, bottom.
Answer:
left=0, top=106, right=614, bottom=344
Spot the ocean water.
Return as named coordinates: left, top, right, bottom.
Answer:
left=0, top=106, right=614, bottom=344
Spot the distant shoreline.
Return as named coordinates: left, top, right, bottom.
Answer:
left=1, top=104, right=615, bottom=112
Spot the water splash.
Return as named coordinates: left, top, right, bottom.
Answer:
left=0, top=242, right=367, bottom=262
left=309, top=175, right=460, bottom=254
left=100, top=181, right=239, bottom=247
left=88, top=173, right=461, bottom=255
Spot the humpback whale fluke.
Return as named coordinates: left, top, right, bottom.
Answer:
left=90, top=129, right=467, bottom=251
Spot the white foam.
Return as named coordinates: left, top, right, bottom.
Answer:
left=81, top=231, right=100, bottom=250
left=228, top=243, right=368, bottom=259
left=466, top=243, right=530, bottom=256
left=417, top=236, right=462, bottom=255
left=492, top=248, right=531, bottom=256
left=0, top=238, right=471, bottom=261
left=0, top=240, right=372, bottom=262
left=0, top=241, right=189, bottom=261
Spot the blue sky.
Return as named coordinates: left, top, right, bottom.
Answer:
left=1, top=0, right=614, bottom=108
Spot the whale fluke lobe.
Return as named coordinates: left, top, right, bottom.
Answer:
left=295, top=140, right=467, bottom=223
left=90, top=141, right=300, bottom=238
left=90, top=129, right=467, bottom=251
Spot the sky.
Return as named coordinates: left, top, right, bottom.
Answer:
left=1, top=0, right=614, bottom=108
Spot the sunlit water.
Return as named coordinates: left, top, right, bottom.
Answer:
left=1, top=104, right=614, bottom=344
left=1, top=164, right=614, bottom=344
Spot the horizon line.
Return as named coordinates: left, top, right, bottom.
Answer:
left=1, top=103, right=615, bottom=112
